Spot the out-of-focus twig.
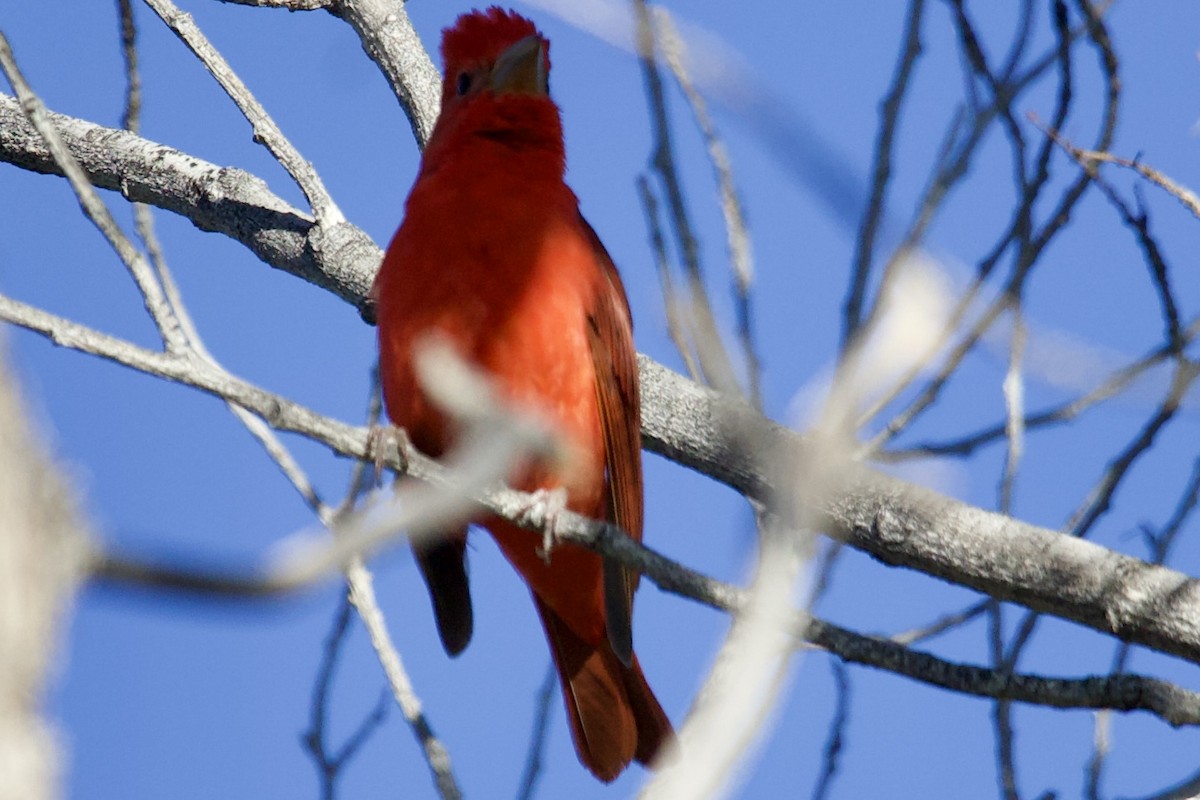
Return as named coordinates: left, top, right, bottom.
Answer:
left=0, top=332, right=90, bottom=800
left=652, top=8, right=762, bottom=407
left=638, top=175, right=701, bottom=382
left=514, top=662, right=557, bottom=800
left=999, top=309, right=1026, bottom=514
left=880, top=317, right=1200, bottom=461
left=1039, top=127, right=1200, bottom=221
left=632, top=0, right=741, bottom=398
left=843, top=0, right=926, bottom=348
left=302, top=594, right=390, bottom=800
left=811, top=659, right=851, bottom=800
left=1036, top=117, right=1189, bottom=350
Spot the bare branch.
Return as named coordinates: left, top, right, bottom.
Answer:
left=327, top=0, right=441, bottom=147
left=843, top=0, right=926, bottom=347
left=0, top=333, right=90, bottom=800
left=810, top=659, right=851, bottom=800
left=346, top=559, right=461, bottom=800
left=143, top=0, right=344, bottom=224
left=999, top=309, right=1027, bottom=513
left=1036, top=119, right=1188, bottom=351
left=16, top=290, right=1190, bottom=734
left=1066, top=358, right=1198, bottom=539
left=882, top=318, right=1200, bottom=461
left=0, top=94, right=379, bottom=313
left=633, top=0, right=741, bottom=398
left=0, top=39, right=186, bottom=352
left=1043, top=132, right=1200, bottom=221
left=303, top=594, right=382, bottom=800
left=217, top=0, right=330, bottom=8
left=652, top=9, right=762, bottom=406
left=637, top=174, right=701, bottom=382
left=8, top=247, right=1200, bottom=674
left=514, top=662, right=557, bottom=800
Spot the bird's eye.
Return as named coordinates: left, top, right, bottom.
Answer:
left=456, top=72, right=472, bottom=96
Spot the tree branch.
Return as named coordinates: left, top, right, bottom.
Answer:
left=4, top=94, right=1200, bottom=671
left=0, top=93, right=378, bottom=315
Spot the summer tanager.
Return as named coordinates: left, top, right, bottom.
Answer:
left=372, top=7, right=671, bottom=782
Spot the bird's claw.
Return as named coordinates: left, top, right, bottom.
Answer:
left=525, top=487, right=569, bottom=564
left=366, top=424, right=411, bottom=486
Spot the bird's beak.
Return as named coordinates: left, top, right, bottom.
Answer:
left=489, top=35, right=548, bottom=96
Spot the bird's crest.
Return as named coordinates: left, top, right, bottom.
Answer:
left=442, top=7, right=550, bottom=75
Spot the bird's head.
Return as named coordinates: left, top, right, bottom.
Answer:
left=440, top=7, right=551, bottom=110
left=420, top=7, right=564, bottom=171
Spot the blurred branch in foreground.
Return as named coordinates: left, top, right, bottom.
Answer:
left=0, top=332, right=90, bottom=800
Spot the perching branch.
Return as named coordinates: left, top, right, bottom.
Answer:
left=5, top=90, right=1200, bottom=669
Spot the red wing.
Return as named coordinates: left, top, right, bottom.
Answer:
left=579, top=213, right=642, bottom=667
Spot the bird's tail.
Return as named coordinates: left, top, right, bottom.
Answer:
left=534, top=596, right=672, bottom=782
left=414, top=528, right=473, bottom=657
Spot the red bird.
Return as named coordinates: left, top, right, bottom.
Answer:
left=372, top=8, right=671, bottom=781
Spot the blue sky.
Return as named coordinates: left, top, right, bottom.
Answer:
left=3, top=1, right=1200, bottom=798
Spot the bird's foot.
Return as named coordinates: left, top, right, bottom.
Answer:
left=524, top=487, right=569, bottom=565
left=366, top=423, right=411, bottom=486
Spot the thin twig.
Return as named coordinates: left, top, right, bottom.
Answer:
left=633, top=0, right=741, bottom=397
left=117, top=0, right=142, bottom=131
left=843, top=0, right=926, bottom=347
left=346, top=560, right=462, bottom=800
left=881, top=317, right=1200, bottom=461
left=638, top=175, right=701, bottom=382
left=890, top=599, right=990, bottom=646
left=1088, top=456, right=1200, bottom=799
left=989, top=594, right=1021, bottom=800
left=653, top=9, right=762, bottom=407
left=514, top=662, right=557, bottom=800
left=1066, top=359, right=1198, bottom=539
left=1036, top=119, right=1187, bottom=351
left=811, top=659, right=851, bottom=800
left=0, top=32, right=186, bottom=352
left=217, top=0, right=330, bottom=8
left=999, top=308, right=1027, bottom=514
left=144, top=0, right=344, bottom=224
left=1040, top=131, right=1200, bottom=220
left=303, top=593, right=390, bottom=800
